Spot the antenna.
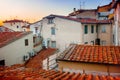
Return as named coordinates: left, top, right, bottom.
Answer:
left=80, top=1, right=82, bottom=9
left=80, top=0, right=86, bottom=9
left=83, top=1, right=85, bottom=9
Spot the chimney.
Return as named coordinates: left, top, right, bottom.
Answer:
left=73, top=8, right=76, bottom=12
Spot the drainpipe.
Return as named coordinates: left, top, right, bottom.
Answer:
left=115, top=9, right=119, bottom=46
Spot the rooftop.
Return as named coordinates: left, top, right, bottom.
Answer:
left=25, top=48, right=57, bottom=69
left=0, top=26, right=14, bottom=32
left=3, top=19, right=27, bottom=23
left=46, top=14, right=112, bottom=24
left=0, top=65, right=120, bottom=80
left=69, top=9, right=97, bottom=16
left=57, top=44, right=120, bottom=65
left=0, top=31, right=32, bottom=48
left=97, top=2, right=112, bottom=12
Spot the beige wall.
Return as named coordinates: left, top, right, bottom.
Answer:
left=58, top=61, right=120, bottom=73
left=76, top=11, right=97, bottom=19
left=82, top=24, right=97, bottom=44
left=41, top=16, right=112, bottom=51
left=98, top=24, right=112, bottom=45
left=0, top=33, right=33, bottom=66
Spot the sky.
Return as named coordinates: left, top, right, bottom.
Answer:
left=0, top=0, right=112, bottom=23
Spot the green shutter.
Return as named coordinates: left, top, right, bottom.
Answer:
left=84, top=25, right=88, bottom=34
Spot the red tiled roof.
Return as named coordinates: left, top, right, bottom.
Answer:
left=0, top=32, right=32, bottom=48
left=97, top=2, right=112, bottom=12
left=25, top=48, right=57, bottom=69
left=46, top=14, right=112, bottom=24
left=0, top=66, right=120, bottom=80
left=80, top=19, right=112, bottom=24
left=3, top=19, right=25, bottom=23
left=57, top=44, right=120, bottom=65
left=0, top=26, right=14, bottom=32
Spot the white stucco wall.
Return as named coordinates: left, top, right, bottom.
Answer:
left=4, top=22, right=28, bottom=31
left=42, top=17, right=83, bottom=52
left=30, top=21, right=41, bottom=36
left=0, top=33, right=33, bottom=66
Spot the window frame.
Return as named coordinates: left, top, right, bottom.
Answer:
left=48, top=18, right=54, bottom=24
left=91, top=25, right=94, bottom=33
left=84, top=42, right=88, bottom=44
left=25, top=39, right=29, bottom=46
left=51, top=41, right=56, bottom=48
left=101, top=26, right=106, bottom=33
left=101, top=40, right=106, bottom=46
left=84, top=25, right=88, bottom=34
left=51, top=27, right=55, bottom=35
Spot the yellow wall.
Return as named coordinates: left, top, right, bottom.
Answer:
left=98, top=24, right=113, bottom=45
left=58, top=61, right=120, bottom=73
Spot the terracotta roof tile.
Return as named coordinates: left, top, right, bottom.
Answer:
left=25, top=48, right=57, bottom=69
left=57, top=44, right=120, bottom=65
left=0, top=26, right=14, bottom=32
left=0, top=66, right=120, bottom=80
left=0, top=32, right=32, bottom=48
left=3, top=19, right=25, bottom=23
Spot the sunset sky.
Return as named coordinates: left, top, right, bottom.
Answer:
left=0, top=0, right=111, bottom=23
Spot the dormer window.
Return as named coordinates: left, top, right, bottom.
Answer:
left=48, top=18, right=54, bottom=24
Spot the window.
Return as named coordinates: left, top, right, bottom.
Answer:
left=51, top=41, right=56, bottom=48
left=48, top=18, right=54, bottom=24
left=91, top=25, right=94, bottom=33
left=25, top=39, right=29, bottom=46
left=51, top=27, right=55, bottom=35
left=84, top=42, right=88, bottom=44
left=101, top=40, right=106, bottom=45
left=91, top=41, right=94, bottom=45
left=24, top=29, right=26, bottom=31
left=101, top=26, right=106, bottom=33
left=17, top=26, right=19, bottom=28
left=0, top=60, right=5, bottom=66
left=33, top=37, right=36, bottom=43
left=35, top=27, right=38, bottom=33
left=0, top=28, right=2, bottom=32
left=84, top=25, right=88, bottom=34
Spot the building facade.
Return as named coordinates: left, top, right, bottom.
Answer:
left=3, top=19, right=29, bottom=31
left=41, top=15, right=83, bottom=52
left=40, top=14, right=112, bottom=52
left=112, top=0, right=120, bottom=45
left=0, top=32, right=34, bottom=66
